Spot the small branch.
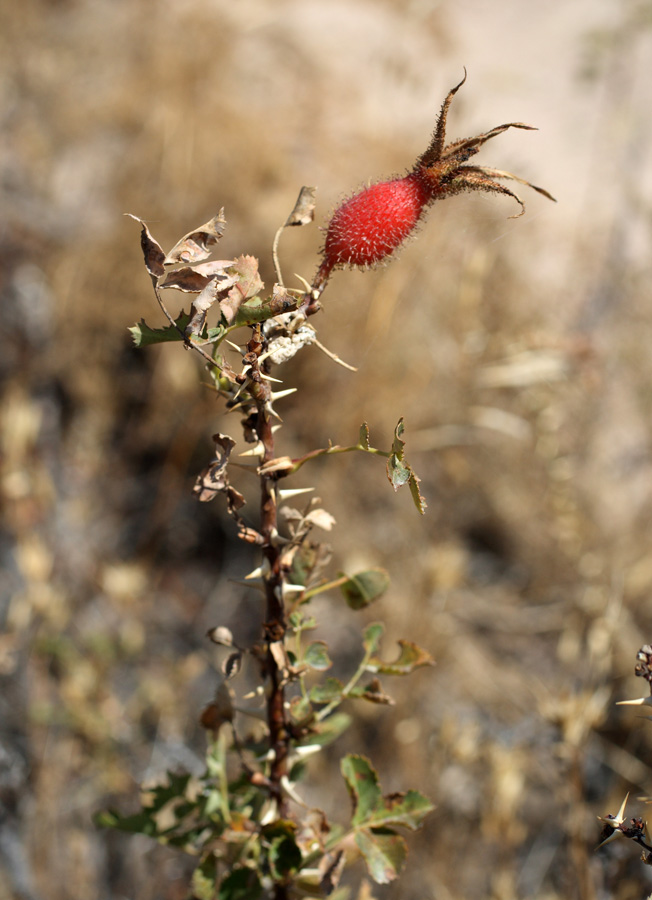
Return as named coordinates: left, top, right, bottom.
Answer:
left=282, top=440, right=390, bottom=476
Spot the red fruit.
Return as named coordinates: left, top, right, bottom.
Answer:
left=319, top=172, right=430, bottom=274
left=312, top=72, right=555, bottom=297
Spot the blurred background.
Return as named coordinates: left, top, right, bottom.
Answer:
left=2, top=0, right=652, bottom=898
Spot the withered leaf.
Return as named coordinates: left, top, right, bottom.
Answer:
left=284, top=186, right=317, bottom=227
left=185, top=276, right=226, bottom=338
left=164, top=210, right=227, bottom=266
left=193, top=433, right=236, bottom=502
left=160, top=264, right=237, bottom=293
left=220, top=255, right=264, bottom=324
left=127, top=214, right=165, bottom=284
left=226, top=485, right=246, bottom=513
left=222, top=651, right=242, bottom=679
left=305, top=509, right=336, bottom=531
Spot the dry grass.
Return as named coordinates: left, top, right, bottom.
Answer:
left=2, top=1, right=652, bottom=898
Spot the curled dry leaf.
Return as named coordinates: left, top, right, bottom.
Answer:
left=164, top=210, right=227, bottom=266
left=284, top=186, right=317, bottom=227
left=185, top=276, right=228, bottom=338
left=160, top=263, right=237, bottom=293
left=305, top=509, right=336, bottom=531
left=220, top=255, right=265, bottom=325
left=127, top=214, right=165, bottom=284
left=193, top=433, right=236, bottom=502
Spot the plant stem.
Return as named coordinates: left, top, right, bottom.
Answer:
left=246, top=326, right=290, bottom=818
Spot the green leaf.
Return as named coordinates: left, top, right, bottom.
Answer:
left=362, top=623, right=385, bottom=656
left=354, top=828, right=407, bottom=884
left=304, top=641, right=332, bottom=671
left=218, top=867, right=262, bottom=900
left=310, top=677, right=344, bottom=704
left=300, top=712, right=352, bottom=747
left=341, top=755, right=434, bottom=830
left=358, top=422, right=371, bottom=450
left=340, top=755, right=434, bottom=884
left=129, top=311, right=192, bottom=346
left=339, top=569, right=390, bottom=610
left=367, top=790, right=435, bottom=831
left=289, top=611, right=317, bottom=631
left=367, top=640, right=434, bottom=676
left=263, top=823, right=303, bottom=879
left=385, top=418, right=427, bottom=515
left=341, top=755, right=382, bottom=826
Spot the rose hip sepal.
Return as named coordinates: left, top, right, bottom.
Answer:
left=312, top=71, right=555, bottom=296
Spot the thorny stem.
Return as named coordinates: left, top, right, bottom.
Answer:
left=244, top=325, right=290, bottom=820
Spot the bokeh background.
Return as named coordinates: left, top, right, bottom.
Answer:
left=3, top=1, right=652, bottom=898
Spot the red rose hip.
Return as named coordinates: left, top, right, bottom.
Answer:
left=312, top=72, right=555, bottom=296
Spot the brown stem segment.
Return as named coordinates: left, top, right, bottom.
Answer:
left=245, top=326, right=289, bottom=817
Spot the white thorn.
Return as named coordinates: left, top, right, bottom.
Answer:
left=259, top=372, right=284, bottom=383
left=282, top=583, right=306, bottom=597
left=281, top=775, right=309, bottom=807
left=239, top=443, right=265, bottom=458
left=617, top=697, right=652, bottom=706
left=270, top=388, right=297, bottom=401
left=244, top=560, right=269, bottom=580
left=292, top=744, right=322, bottom=759
left=265, top=403, right=283, bottom=422
left=231, top=381, right=249, bottom=402
left=225, top=339, right=245, bottom=354
left=278, top=487, right=315, bottom=499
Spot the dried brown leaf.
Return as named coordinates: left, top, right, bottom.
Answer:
left=285, top=186, right=317, bottom=227
left=185, top=277, right=225, bottom=338
left=127, top=214, right=165, bottom=284
left=164, top=210, right=227, bottom=266
left=193, top=433, right=236, bottom=502
left=160, top=264, right=237, bottom=293
left=220, top=255, right=265, bottom=325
